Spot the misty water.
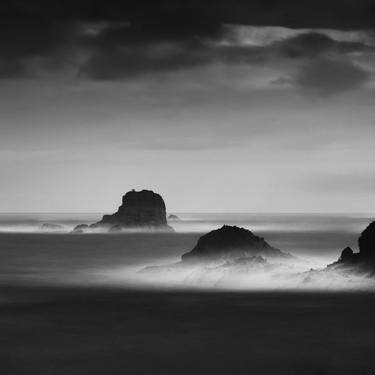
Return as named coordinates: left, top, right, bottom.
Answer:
left=0, top=212, right=374, bottom=291
left=2, top=213, right=375, bottom=375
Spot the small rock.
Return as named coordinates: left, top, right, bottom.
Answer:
left=72, top=224, right=89, bottom=233
left=168, top=214, right=180, bottom=221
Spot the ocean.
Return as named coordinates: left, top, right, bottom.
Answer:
left=0, top=212, right=372, bottom=289
left=1, top=213, right=375, bottom=374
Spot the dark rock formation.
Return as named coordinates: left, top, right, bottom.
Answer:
left=72, top=224, right=89, bottom=233
left=108, top=224, right=123, bottom=233
left=181, top=225, right=290, bottom=262
left=95, top=189, right=172, bottom=231
left=329, top=221, right=375, bottom=273
left=358, top=222, right=375, bottom=258
left=339, top=247, right=354, bottom=262
left=168, top=214, right=180, bottom=221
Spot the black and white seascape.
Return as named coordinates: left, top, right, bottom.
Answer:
left=1, top=1, right=375, bottom=374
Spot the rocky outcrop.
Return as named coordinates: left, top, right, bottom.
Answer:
left=181, top=225, right=290, bottom=262
left=329, top=221, right=375, bottom=272
left=72, top=190, right=173, bottom=232
left=358, top=222, right=375, bottom=258
left=168, top=214, right=180, bottom=221
left=72, top=224, right=89, bottom=233
left=96, top=189, right=171, bottom=230
left=339, top=247, right=355, bottom=262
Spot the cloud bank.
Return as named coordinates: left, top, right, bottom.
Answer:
left=1, top=1, right=374, bottom=96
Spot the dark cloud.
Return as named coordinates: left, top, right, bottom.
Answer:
left=294, top=58, right=371, bottom=95
left=279, top=32, right=372, bottom=59
left=81, top=32, right=373, bottom=80
left=0, top=59, right=26, bottom=78
left=0, top=0, right=375, bottom=79
left=81, top=41, right=211, bottom=79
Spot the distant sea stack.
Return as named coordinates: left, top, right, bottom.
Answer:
left=181, top=225, right=289, bottom=262
left=329, top=221, right=375, bottom=273
left=74, top=189, right=173, bottom=232
left=97, top=189, right=172, bottom=230
left=168, top=214, right=180, bottom=221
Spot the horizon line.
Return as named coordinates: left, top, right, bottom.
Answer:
left=0, top=211, right=374, bottom=215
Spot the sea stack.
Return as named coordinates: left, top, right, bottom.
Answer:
left=74, top=189, right=173, bottom=232
left=329, top=221, right=375, bottom=272
left=181, top=225, right=289, bottom=262
left=168, top=214, right=180, bottom=221
left=97, top=189, right=172, bottom=230
left=358, top=222, right=375, bottom=258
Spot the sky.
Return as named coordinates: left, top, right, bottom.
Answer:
left=0, top=0, right=375, bottom=213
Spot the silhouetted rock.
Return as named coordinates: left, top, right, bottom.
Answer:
left=329, top=221, right=375, bottom=273
left=168, top=214, right=180, bottom=221
left=109, top=225, right=122, bottom=233
left=359, top=222, right=375, bottom=258
left=95, top=189, right=173, bottom=231
left=72, top=224, right=89, bottom=233
left=181, top=225, right=290, bottom=262
left=340, top=247, right=354, bottom=262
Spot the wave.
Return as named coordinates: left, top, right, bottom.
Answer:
left=94, top=256, right=375, bottom=292
left=0, top=224, right=71, bottom=233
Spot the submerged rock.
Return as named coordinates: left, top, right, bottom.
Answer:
left=181, top=225, right=290, bottom=262
left=108, top=224, right=123, bottom=233
left=40, top=223, right=64, bottom=231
